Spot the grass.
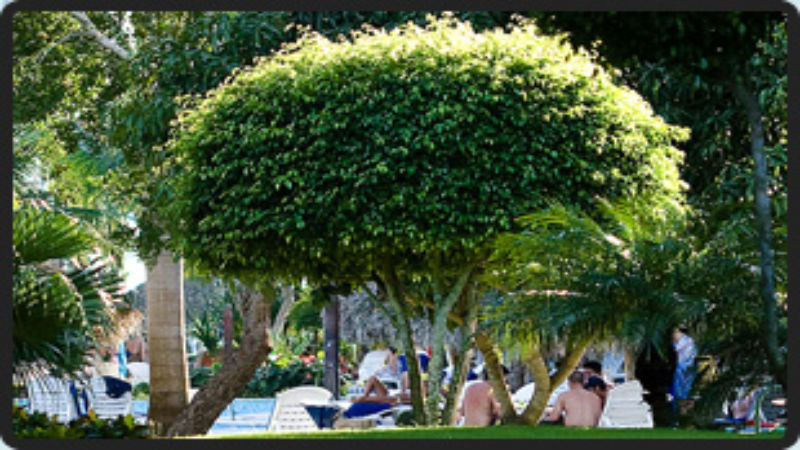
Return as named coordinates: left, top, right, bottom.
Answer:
left=204, top=425, right=786, bottom=439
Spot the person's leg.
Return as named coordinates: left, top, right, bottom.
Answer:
left=364, top=376, right=388, bottom=396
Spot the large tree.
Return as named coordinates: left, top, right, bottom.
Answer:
left=161, top=17, right=686, bottom=427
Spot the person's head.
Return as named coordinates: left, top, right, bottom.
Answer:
left=388, top=346, right=397, bottom=355
left=568, top=370, right=585, bottom=388
left=582, top=361, right=602, bottom=378
left=584, top=376, right=608, bottom=398
left=673, top=327, right=687, bottom=343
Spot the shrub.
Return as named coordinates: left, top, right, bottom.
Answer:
left=242, top=359, right=323, bottom=398
left=12, top=406, right=149, bottom=439
left=132, top=382, right=149, bottom=399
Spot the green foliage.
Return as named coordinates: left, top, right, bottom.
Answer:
left=132, top=382, right=150, bottom=399
left=241, top=359, right=324, bottom=398
left=191, top=309, right=222, bottom=356
left=163, top=16, right=687, bottom=284
left=485, top=198, right=698, bottom=356
left=189, top=366, right=217, bottom=388
left=12, top=203, right=125, bottom=378
left=12, top=406, right=149, bottom=439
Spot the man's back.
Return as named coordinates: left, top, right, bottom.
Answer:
left=557, top=389, right=602, bottom=426
left=461, top=381, right=499, bottom=426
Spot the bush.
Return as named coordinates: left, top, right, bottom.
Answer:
left=242, top=359, right=323, bottom=398
left=132, top=382, right=149, bottom=399
left=189, top=366, right=216, bottom=388
left=12, top=405, right=149, bottom=439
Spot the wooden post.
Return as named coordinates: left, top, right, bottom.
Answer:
left=323, top=296, right=340, bottom=399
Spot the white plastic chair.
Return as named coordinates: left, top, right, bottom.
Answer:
left=87, top=376, right=133, bottom=419
left=267, top=386, right=333, bottom=432
left=127, top=362, right=150, bottom=385
left=512, top=382, right=536, bottom=414
left=597, top=379, right=653, bottom=428
left=26, top=376, right=79, bottom=423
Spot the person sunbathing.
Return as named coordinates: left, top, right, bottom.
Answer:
left=544, top=371, right=603, bottom=427
left=341, top=375, right=410, bottom=419
left=353, top=375, right=409, bottom=405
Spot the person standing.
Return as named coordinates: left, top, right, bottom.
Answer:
left=669, top=327, right=697, bottom=425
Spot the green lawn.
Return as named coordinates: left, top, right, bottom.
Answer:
left=204, top=425, right=785, bottom=440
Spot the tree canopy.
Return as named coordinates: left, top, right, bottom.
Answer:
left=162, top=17, right=688, bottom=284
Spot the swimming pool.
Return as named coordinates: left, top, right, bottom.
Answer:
left=132, top=398, right=276, bottom=435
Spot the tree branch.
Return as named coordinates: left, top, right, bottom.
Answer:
left=69, top=11, right=132, bottom=59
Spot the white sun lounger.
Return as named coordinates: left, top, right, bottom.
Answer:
left=597, top=379, right=653, bottom=428
left=87, top=376, right=133, bottom=419
left=26, top=376, right=80, bottom=423
left=268, top=386, right=334, bottom=432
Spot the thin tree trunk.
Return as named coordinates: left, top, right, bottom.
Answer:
left=146, top=250, right=188, bottom=435
left=380, top=260, right=426, bottom=425
left=474, top=332, right=516, bottom=421
left=323, top=296, right=340, bottom=399
left=441, top=307, right=476, bottom=425
left=624, top=346, right=637, bottom=381
left=166, top=285, right=273, bottom=436
left=519, top=342, right=550, bottom=425
left=732, top=83, right=785, bottom=389
left=271, top=283, right=295, bottom=339
left=425, top=266, right=475, bottom=424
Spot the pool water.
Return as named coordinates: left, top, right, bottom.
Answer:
left=132, top=398, right=276, bottom=435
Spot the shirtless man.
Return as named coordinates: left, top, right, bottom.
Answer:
left=545, top=371, right=603, bottom=427
left=457, top=366, right=508, bottom=426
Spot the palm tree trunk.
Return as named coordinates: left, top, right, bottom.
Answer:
left=519, top=342, right=550, bottom=425
left=166, top=285, right=273, bottom=436
left=146, top=250, right=189, bottom=435
left=474, top=332, right=516, bottom=421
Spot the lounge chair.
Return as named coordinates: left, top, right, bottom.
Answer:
left=86, top=376, right=133, bottom=419
left=268, top=386, right=334, bottom=432
left=597, top=379, right=653, bottom=428
left=26, top=376, right=80, bottom=423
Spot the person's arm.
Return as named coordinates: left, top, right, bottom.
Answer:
left=545, top=395, right=565, bottom=422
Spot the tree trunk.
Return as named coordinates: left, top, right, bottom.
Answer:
left=166, top=285, right=273, bottom=436
left=323, top=296, right=340, bottom=399
left=146, top=250, right=189, bottom=436
left=732, top=83, right=785, bottom=389
left=474, top=332, right=516, bottom=421
left=425, top=267, right=474, bottom=425
left=441, top=313, right=475, bottom=425
left=624, top=346, right=637, bottom=381
left=518, top=343, right=550, bottom=425
left=271, top=283, right=295, bottom=339
left=380, top=262, right=426, bottom=425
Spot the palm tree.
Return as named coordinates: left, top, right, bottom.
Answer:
left=482, top=197, right=705, bottom=424
left=12, top=202, right=126, bottom=379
